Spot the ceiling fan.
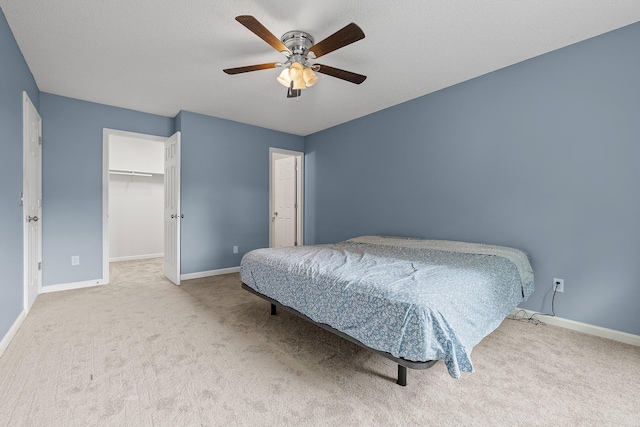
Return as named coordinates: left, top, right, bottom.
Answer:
left=223, top=15, right=366, bottom=98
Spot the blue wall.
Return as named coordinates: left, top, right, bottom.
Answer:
left=39, top=94, right=174, bottom=286
left=0, top=8, right=39, bottom=339
left=176, top=111, right=304, bottom=274
left=37, top=99, right=303, bottom=286
left=305, top=22, right=640, bottom=335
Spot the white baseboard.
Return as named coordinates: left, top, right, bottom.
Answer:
left=181, top=266, right=240, bottom=281
left=511, top=308, right=640, bottom=347
left=41, top=279, right=105, bottom=294
left=0, top=310, right=27, bottom=359
left=110, top=253, right=163, bottom=262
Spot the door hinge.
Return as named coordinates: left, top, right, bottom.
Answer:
left=38, top=262, right=42, bottom=271
left=38, top=136, right=42, bottom=145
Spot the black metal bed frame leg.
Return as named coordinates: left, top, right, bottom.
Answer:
left=270, top=303, right=277, bottom=315
left=397, top=365, right=407, bottom=386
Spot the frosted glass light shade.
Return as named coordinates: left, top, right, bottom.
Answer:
left=303, top=67, right=318, bottom=87
left=289, top=62, right=305, bottom=89
left=277, top=68, right=292, bottom=87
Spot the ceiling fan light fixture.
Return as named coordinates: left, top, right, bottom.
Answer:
left=303, top=67, right=318, bottom=87
left=277, top=62, right=311, bottom=89
left=289, top=62, right=306, bottom=89
left=277, top=68, right=292, bottom=87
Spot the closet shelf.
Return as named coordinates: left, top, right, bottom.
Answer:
left=109, top=169, right=163, bottom=177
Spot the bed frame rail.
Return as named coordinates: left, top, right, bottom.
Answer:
left=242, top=283, right=436, bottom=386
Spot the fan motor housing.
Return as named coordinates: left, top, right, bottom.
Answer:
left=281, top=31, right=314, bottom=56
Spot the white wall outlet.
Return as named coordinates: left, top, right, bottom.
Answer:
left=233, top=246, right=238, bottom=254
left=71, top=255, right=80, bottom=266
left=553, top=278, right=564, bottom=293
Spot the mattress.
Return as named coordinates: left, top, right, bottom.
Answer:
left=240, top=235, right=534, bottom=378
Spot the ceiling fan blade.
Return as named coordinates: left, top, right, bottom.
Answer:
left=315, top=64, right=367, bottom=84
left=223, top=62, right=280, bottom=75
left=235, top=15, right=290, bottom=54
left=308, top=23, right=365, bottom=59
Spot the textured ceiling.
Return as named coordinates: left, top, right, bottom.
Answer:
left=2, top=0, right=640, bottom=136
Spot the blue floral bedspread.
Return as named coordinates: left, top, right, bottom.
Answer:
left=240, top=236, right=534, bottom=378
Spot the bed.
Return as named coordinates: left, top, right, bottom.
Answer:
left=240, top=235, right=534, bottom=385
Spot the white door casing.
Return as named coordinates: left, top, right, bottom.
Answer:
left=23, top=92, right=42, bottom=312
left=269, top=148, right=304, bottom=248
left=163, top=132, right=181, bottom=285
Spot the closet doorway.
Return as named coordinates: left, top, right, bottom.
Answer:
left=102, top=129, right=181, bottom=285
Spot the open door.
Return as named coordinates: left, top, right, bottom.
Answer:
left=269, top=148, right=304, bottom=248
left=163, top=132, right=181, bottom=285
left=23, top=92, right=42, bottom=311
left=273, top=156, right=297, bottom=247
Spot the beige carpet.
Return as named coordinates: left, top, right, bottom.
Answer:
left=0, top=258, right=638, bottom=426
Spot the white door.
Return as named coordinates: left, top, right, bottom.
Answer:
left=273, top=156, right=297, bottom=247
left=23, top=92, right=42, bottom=311
left=163, top=132, right=181, bottom=285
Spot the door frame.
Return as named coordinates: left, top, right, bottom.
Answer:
left=269, top=148, right=304, bottom=248
left=102, top=129, right=169, bottom=284
left=22, top=92, right=42, bottom=312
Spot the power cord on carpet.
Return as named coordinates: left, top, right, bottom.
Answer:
left=507, top=284, right=558, bottom=326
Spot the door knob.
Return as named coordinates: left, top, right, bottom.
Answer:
left=27, top=215, right=39, bottom=222
left=274, top=212, right=278, bottom=217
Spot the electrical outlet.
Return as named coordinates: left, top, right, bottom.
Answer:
left=233, top=246, right=238, bottom=254
left=71, top=255, right=80, bottom=266
left=553, top=278, right=564, bottom=293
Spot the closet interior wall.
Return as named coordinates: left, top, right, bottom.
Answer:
left=108, top=135, right=164, bottom=262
